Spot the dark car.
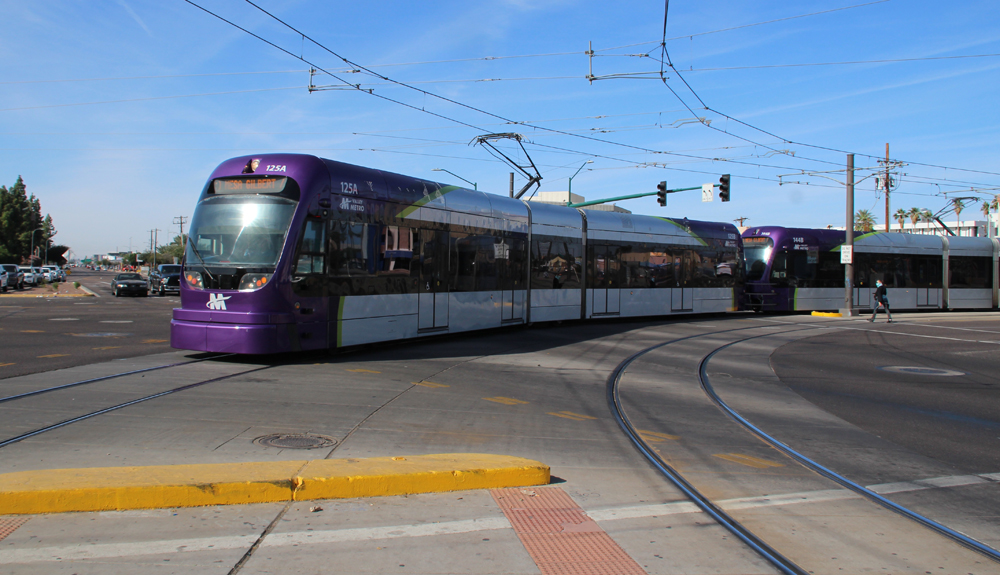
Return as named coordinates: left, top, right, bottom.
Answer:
left=149, top=264, right=182, bottom=296
left=0, top=264, right=24, bottom=290
left=112, top=273, right=148, bottom=297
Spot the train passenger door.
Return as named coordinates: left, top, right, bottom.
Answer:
left=590, top=244, right=620, bottom=315
left=418, top=229, right=449, bottom=330
left=671, top=251, right=693, bottom=311
left=499, top=233, right=527, bottom=323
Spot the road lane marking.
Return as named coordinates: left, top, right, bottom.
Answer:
left=92, top=346, right=122, bottom=350
left=346, top=369, right=381, bottom=374
left=547, top=411, right=597, bottom=421
left=48, top=318, right=79, bottom=321
left=36, top=354, right=70, bottom=359
left=142, top=339, right=168, bottom=344
left=413, top=381, right=449, bottom=388
left=19, top=330, right=43, bottom=333
left=638, top=430, right=680, bottom=442
left=484, top=396, right=529, bottom=405
left=0, top=363, right=14, bottom=368
left=713, top=453, right=785, bottom=469
left=100, top=320, right=133, bottom=324
left=5, top=471, right=995, bottom=564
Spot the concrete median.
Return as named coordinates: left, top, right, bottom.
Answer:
left=0, top=454, right=550, bottom=515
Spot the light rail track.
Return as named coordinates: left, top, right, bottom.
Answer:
left=0, top=364, right=270, bottom=451
left=0, top=354, right=234, bottom=405
left=607, top=320, right=1000, bottom=573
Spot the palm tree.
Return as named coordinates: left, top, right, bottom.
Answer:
left=908, top=207, right=922, bottom=226
left=952, top=198, right=965, bottom=223
left=855, top=209, right=877, bottom=232
left=894, top=208, right=908, bottom=231
left=920, top=209, right=935, bottom=223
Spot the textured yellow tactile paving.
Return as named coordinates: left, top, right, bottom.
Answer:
left=0, top=454, right=549, bottom=515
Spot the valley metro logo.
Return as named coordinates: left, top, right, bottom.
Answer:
left=206, top=293, right=231, bottom=310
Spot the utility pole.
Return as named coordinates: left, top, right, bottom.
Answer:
left=150, top=229, right=161, bottom=269
left=734, top=217, right=749, bottom=227
left=173, top=216, right=188, bottom=239
left=884, top=143, right=891, bottom=232
left=843, top=154, right=855, bottom=316
left=509, top=172, right=514, bottom=198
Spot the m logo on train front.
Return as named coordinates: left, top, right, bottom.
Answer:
left=207, top=293, right=231, bottom=310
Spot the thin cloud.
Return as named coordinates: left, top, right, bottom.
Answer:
left=116, top=0, right=152, bottom=37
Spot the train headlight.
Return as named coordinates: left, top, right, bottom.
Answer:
left=238, top=273, right=271, bottom=291
left=185, top=271, right=204, bottom=289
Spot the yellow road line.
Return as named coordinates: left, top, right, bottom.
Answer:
left=713, top=453, right=785, bottom=469
left=0, top=363, right=14, bottom=368
left=346, top=368, right=381, bottom=374
left=142, top=339, right=168, bottom=343
left=0, top=454, right=550, bottom=515
left=548, top=411, right=597, bottom=421
left=484, top=396, right=529, bottom=405
left=413, top=381, right=449, bottom=388
left=92, top=346, right=122, bottom=351
left=638, top=429, right=680, bottom=442
left=20, top=330, right=43, bottom=333
left=37, top=354, right=70, bottom=359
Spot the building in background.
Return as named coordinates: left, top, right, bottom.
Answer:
left=524, top=191, right=632, bottom=214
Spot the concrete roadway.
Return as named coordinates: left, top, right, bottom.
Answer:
left=0, top=309, right=997, bottom=574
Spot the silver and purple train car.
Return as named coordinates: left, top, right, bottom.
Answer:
left=743, top=226, right=1000, bottom=312
left=170, top=154, right=744, bottom=354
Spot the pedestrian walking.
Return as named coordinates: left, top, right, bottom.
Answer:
left=868, top=279, right=892, bottom=323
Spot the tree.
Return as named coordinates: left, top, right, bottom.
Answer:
left=952, top=198, right=965, bottom=222
left=908, top=207, right=922, bottom=226
left=0, top=177, right=57, bottom=265
left=920, top=209, right=935, bottom=223
left=156, top=234, right=186, bottom=263
left=894, top=208, right=908, bottom=230
left=855, top=209, right=877, bottom=232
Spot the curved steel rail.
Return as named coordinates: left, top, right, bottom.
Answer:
left=698, top=337, right=1000, bottom=564
left=0, top=365, right=270, bottom=450
left=606, top=328, right=810, bottom=575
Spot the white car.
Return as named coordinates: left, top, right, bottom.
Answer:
left=42, top=266, right=60, bottom=281
left=18, top=266, right=36, bottom=285
left=0, top=269, right=7, bottom=292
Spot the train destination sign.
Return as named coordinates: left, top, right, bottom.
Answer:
left=213, top=176, right=288, bottom=195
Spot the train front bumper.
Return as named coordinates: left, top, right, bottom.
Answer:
left=170, top=309, right=298, bottom=354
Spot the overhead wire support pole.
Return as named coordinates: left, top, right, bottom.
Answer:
left=472, top=133, right=542, bottom=199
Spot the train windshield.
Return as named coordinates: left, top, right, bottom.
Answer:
left=743, top=237, right=773, bottom=281
left=186, top=195, right=297, bottom=268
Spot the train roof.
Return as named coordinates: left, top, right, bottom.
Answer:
left=742, top=225, right=997, bottom=255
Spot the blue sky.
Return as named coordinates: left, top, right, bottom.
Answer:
left=3, top=0, right=999, bottom=258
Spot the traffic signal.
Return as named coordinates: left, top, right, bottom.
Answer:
left=656, top=181, right=667, bottom=207
left=719, top=174, right=731, bottom=202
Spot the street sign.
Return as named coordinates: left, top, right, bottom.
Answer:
left=702, top=183, right=714, bottom=202
left=840, top=245, right=853, bottom=264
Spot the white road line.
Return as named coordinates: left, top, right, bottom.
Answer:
left=1, top=472, right=995, bottom=564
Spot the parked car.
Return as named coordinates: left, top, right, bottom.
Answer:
left=0, top=268, right=7, bottom=292
left=18, top=266, right=36, bottom=286
left=111, top=273, right=148, bottom=297
left=1, top=264, right=24, bottom=290
left=40, top=266, right=60, bottom=282
left=149, top=264, right=182, bottom=296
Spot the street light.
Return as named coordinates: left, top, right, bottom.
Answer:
left=567, top=160, right=594, bottom=197
left=28, top=227, right=43, bottom=266
left=432, top=168, right=477, bottom=190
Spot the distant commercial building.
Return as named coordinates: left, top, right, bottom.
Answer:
left=524, top=191, right=632, bottom=214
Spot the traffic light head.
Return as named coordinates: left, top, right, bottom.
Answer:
left=656, top=181, right=667, bottom=207
left=719, top=174, right=731, bottom=202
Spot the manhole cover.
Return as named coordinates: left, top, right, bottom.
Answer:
left=877, top=366, right=966, bottom=376
left=253, top=433, right=337, bottom=449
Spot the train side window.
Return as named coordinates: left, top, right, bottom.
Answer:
left=293, top=219, right=325, bottom=275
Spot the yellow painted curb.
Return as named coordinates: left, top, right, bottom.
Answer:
left=0, top=454, right=550, bottom=515
left=0, top=292, right=94, bottom=298
left=811, top=311, right=842, bottom=317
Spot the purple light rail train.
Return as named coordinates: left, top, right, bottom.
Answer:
left=170, top=154, right=744, bottom=354
left=742, top=226, right=1000, bottom=313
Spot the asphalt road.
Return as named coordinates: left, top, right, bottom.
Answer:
left=0, top=269, right=176, bottom=379
left=770, top=314, right=1000, bottom=473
